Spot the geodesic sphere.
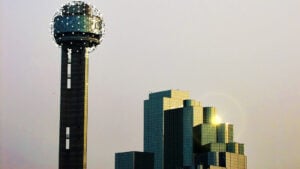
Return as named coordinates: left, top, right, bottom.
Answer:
left=51, top=1, right=104, bottom=52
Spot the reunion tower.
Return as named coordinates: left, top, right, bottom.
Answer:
left=51, top=1, right=104, bottom=169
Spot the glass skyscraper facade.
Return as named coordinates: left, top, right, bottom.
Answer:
left=144, top=90, right=190, bottom=169
left=164, top=106, right=193, bottom=169
left=116, top=89, right=247, bottom=169
left=193, top=100, right=246, bottom=169
left=144, top=90, right=247, bottom=169
left=217, top=124, right=234, bottom=143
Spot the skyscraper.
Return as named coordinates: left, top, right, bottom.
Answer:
left=144, top=90, right=247, bottom=169
left=116, top=89, right=247, bottom=169
left=144, top=90, right=190, bottom=169
left=51, top=1, right=104, bottom=169
left=164, top=100, right=202, bottom=169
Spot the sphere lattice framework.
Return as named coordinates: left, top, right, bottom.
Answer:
left=51, top=1, right=104, bottom=52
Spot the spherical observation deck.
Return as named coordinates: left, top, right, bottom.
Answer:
left=51, top=1, right=104, bottom=52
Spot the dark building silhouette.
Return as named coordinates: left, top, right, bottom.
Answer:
left=164, top=101, right=197, bottom=169
left=115, top=152, right=154, bottom=169
left=51, top=1, right=104, bottom=169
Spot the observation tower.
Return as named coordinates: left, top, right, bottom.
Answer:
left=51, top=1, right=104, bottom=169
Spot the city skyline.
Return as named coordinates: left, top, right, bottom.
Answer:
left=1, top=0, right=300, bottom=169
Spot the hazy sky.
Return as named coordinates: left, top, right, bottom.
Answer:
left=1, top=0, right=300, bottom=168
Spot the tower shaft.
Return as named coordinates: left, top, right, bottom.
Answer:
left=59, top=46, right=89, bottom=169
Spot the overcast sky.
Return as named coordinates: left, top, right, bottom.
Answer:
left=1, top=0, right=300, bottom=168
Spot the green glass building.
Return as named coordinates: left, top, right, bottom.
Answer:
left=217, top=124, right=233, bottom=143
left=116, top=90, right=247, bottom=169
left=164, top=101, right=197, bottom=169
left=144, top=90, right=190, bottom=169
left=144, top=90, right=247, bottom=169
left=194, top=106, right=247, bottom=169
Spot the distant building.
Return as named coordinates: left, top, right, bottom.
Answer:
left=115, top=151, right=154, bottom=169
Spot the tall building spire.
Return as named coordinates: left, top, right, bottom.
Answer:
left=51, top=1, right=104, bottom=168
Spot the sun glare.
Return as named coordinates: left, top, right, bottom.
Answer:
left=212, top=115, right=222, bottom=125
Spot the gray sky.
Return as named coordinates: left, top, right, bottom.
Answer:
left=1, top=0, right=300, bottom=168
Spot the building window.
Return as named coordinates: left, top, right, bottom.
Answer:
left=67, top=48, right=72, bottom=89
left=66, top=127, right=70, bottom=149
left=66, top=139, right=70, bottom=150
left=66, top=127, right=70, bottom=139
left=67, top=79, right=71, bottom=89
left=67, top=64, right=71, bottom=78
left=67, top=49, right=72, bottom=63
